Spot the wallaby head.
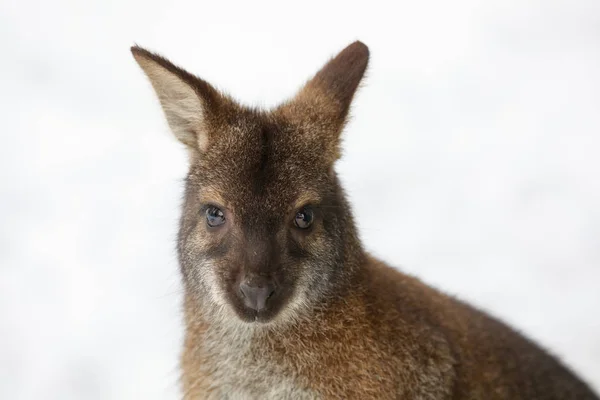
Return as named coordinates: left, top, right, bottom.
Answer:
left=132, top=42, right=369, bottom=325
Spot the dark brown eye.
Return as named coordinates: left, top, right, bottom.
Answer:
left=206, top=206, right=225, bottom=227
left=294, top=207, right=314, bottom=229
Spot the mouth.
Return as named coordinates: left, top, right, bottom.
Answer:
left=225, top=286, right=291, bottom=324
left=234, top=302, right=281, bottom=323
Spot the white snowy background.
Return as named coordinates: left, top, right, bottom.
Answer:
left=1, top=0, right=599, bottom=398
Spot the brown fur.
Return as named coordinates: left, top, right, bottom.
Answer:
left=132, top=41, right=599, bottom=399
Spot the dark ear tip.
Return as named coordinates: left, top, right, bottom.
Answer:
left=335, top=41, right=369, bottom=73
left=130, top=45, right=163, bottom=65
left=349, top=41, right=370, bottom=58
left=130, top=45, right=149, bottom=59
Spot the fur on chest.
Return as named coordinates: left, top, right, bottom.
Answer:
left=187, top=324, right=317, bottom=399
left=182, top=317, right=455, bottom=400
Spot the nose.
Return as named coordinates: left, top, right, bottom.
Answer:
left=239, top=279, right=276, bottom=312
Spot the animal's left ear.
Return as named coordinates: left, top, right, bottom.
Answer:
left=279, top=41, right=369, bottom=160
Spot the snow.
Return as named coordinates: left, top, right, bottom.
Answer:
left=1, top=0, right=599, bottom=398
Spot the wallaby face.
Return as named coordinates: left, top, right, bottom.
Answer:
left=132, top=43, right=368, bottom=324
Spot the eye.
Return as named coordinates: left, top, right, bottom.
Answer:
left=294, top=207, right=314, bottom=229
left=206, top=206, right=225, bottom=227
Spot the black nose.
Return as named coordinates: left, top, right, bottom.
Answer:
left=239, top=279, right=276, bottom=311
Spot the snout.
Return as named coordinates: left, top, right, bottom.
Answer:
left=239, top=277, right=276, bottom=312
left=229, top=274, right=292, bottom=323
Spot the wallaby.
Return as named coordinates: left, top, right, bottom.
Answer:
left=132, top=41, right=598, bottom=399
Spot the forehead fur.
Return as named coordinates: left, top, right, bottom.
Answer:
left=188, top=106, right=331, bottom=210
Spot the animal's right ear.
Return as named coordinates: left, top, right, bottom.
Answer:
left=131, top=46, right=222, bottom=153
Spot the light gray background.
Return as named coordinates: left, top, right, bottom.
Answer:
left=1, top=0, right=599, bottom=398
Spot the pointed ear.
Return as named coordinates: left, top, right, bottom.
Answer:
left=131, top=46, right=221, bottom=152
left=303, top=41, right=369, bottom=121
left=279, top=41, right=369, bottom=161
